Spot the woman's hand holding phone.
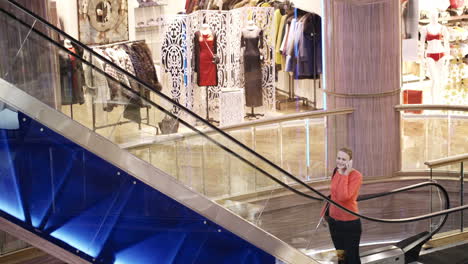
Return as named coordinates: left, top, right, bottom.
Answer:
left=344, top=160, right=353, bottom=175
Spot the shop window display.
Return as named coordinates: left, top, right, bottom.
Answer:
left=160, top=8, right=277, bottom=126
left=402, top=0, right=468, bottom=108
left=401, top=0, right=468, bottom=171
left=159, top=5, right=323, bottom=127
left=54, top=0, right=323, bottom=135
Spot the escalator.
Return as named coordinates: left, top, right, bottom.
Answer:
left=1, top=1, right=468, bottom=263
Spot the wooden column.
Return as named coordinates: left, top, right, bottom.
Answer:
left=325, top=0, right=401, bottom=178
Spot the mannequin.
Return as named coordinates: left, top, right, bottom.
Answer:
left=241, top=20, right=264, bottom=119
left=420, top=10, right=450, bottom=104
left=194, top=23, right=219, bottom=123
left=64, top=39, right=73, bottom=49
left=246, top=19, right=256, bottom=30
left=200, top=23, right=211, bottom=35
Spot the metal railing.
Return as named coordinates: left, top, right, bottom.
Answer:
left=396, top=104, right=468, bottom=172
left=426, top=154, right=468, bottom=233
left=395, top=104, right=468, bottom=112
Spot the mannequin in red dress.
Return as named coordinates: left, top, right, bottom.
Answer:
left=193, top=24, right=219, bottom=123
left=193, top=24, right=218, bottom=86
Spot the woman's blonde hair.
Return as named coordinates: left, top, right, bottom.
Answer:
left=339, top=147, right=353, bottom=160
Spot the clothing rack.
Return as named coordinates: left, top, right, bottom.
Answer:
left=87, top=39, right=160, bottom=134
left=90, top=99, right=158, bottom=133
left=66, top=101, right=157, bottom=134
left=275, top=6, right=321, bottom=111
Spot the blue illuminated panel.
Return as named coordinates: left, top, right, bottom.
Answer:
left=0, top=112, right=275, bottom=263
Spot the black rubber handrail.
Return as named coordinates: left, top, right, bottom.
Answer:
left=2, top=1, right=465, bottom=228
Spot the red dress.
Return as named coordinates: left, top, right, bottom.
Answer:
left=194, top=31, right=218, bottom=87
left=450, top=0, right=464, bottom=8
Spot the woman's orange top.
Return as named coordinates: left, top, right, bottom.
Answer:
left=329, top=170, right=362, bottom=221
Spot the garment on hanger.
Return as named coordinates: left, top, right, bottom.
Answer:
left=93, top=49, right=121, bottom=110
left=84, top=41, right=161, bottom=120
left=297, top=13, right=322, bottom=79
left=241, top=26, right=264, bottom=107
left=279, top=15, right=294, bottom=69
left=114, top=47, right=141, bottom=101
left=186, top=0, right=199, bottom=13
left=228, top=0, right=244, bottom=9
left=273, top=8, right=282, bottom=51
left=59, top=46, right=85, bottom=105
left=193, top=31, right=218, bottom=86
left=275, top=14, right=288, bottom=67
left=83, top=50, right=111, bottom=109
left=233, top=0, right=250, bottom=9
left=103, top=47, right=143, bottom=123
left=71, top=43, right=86, bottom=103
left=274, top=9, right=322, bottom=79
left=130, top=42, right=162, bottom=93
left=122, top=44, right=155, bottom=104
left=284, top=17, right=297, bottom=72
left=199, top=0, right=210, bottom=10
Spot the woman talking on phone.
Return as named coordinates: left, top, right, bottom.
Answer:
left=327, top=147, right=363, bottom=264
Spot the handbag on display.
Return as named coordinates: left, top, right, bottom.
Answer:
left=203, top=37, right=220, bottom=64
left=158, top=115, right=179, bottom=134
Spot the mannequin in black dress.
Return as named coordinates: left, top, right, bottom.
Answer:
left=241, top=20, right=264, bottom=119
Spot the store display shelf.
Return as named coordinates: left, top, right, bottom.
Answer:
left=136, top=25, right=161, bottom=31
left=137, top=2, right=167, bottom=8
left=450, top=38, right=468, bottom=43
left=420, top=14, right=468, bottom=24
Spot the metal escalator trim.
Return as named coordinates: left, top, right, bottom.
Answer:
left=0, top=217, right=90, bottom=264
left=0, top=79, right=318, bottom=264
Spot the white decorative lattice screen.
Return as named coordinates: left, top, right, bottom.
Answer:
left=161, top=7, right=275, bottom=123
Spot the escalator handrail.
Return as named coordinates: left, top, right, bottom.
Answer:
left=1, top=2, right=461, bottom=228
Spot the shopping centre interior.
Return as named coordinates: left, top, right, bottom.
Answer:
left=0, top=0, right=468, bottom=263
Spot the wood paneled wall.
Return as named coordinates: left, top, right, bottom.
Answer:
left=324, top=0, right=401, bottom=178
